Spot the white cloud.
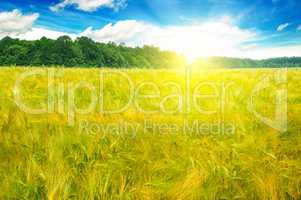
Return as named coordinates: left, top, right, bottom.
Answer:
left=80, top=19, right=259, bottom=60
left=50, top=0, right=127, bottom=12
left=0, top=10, right=74, bottom=41
left=277, top=23, right=290, bottom=31
left=297, top=25, right=301, bottom=31
left=80, top=20, right=151, bottom=43
left=0, top=9, right=39, bottom=38
left=0, top=11, right=299, bottom=60
left=17, top=27, right=77, bottom=40
left=80, top=19, right=301, bottom=59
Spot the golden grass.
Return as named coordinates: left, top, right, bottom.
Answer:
left=0, top=67, right=300, bottom=199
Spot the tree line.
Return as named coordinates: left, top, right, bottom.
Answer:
left=193, top=56, right=301, bottom=68
left=0, top=36, right=300, bottom=68
left=0, top=36, right=185, bottom=68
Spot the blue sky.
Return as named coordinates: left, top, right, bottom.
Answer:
left=0, top=0, right=301, bottom=59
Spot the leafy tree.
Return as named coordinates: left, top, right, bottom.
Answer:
left=76, top=37, right=104, bottom=67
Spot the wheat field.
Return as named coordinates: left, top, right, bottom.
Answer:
left=0, top=67, right=300, bottom=200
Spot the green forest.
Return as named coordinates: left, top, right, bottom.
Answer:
left=0, top=36, right=185, bottom=68
left=0, top=36, right=300, bottom=68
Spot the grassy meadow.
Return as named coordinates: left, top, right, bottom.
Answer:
left=0, top=67, right=300, bottom=199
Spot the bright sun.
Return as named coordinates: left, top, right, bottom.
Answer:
left=185, top=51, right=199, bottom=64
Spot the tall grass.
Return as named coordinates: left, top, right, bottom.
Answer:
left=0, top=67, right=300, bottom=199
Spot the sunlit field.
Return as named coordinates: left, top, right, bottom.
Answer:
left=0, top=67, right=300, bottom=200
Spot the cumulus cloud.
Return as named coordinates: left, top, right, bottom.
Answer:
left=0, top=10, right=76, bottom=41
left=0, top=10, right=299, bottom=59
left=50, top=0, right=127, bottom=12
left=0, top=9, right=39, bottom=38
left=80, top=19, right=258, bottom=60
left=80, top=20, right=151, bottom=43
left=80, top=19, right=301, bottom=59
left=17, top=27, right=77, bottom=40
left=277, top=23, right=290, bottom=31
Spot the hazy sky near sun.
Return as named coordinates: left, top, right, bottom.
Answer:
left=0, top=0, right=301, bottom=59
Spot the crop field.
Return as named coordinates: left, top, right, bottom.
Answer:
left=0, top=67, right=300, bottom=200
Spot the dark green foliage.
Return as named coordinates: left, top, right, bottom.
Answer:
left=0, top=36, right=185, bottom=68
